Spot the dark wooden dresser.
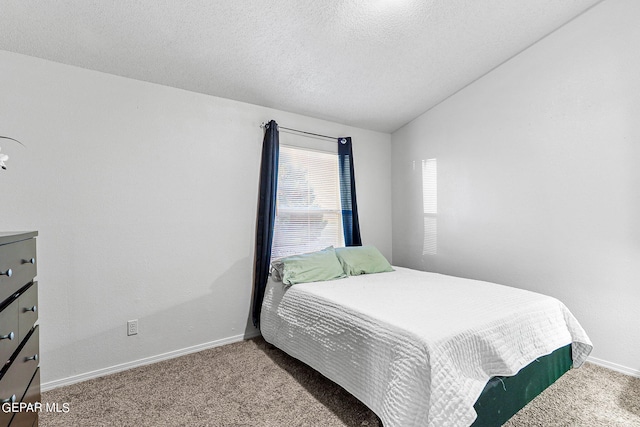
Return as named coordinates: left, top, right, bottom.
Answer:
left=0, top=232, right=40, bottom=427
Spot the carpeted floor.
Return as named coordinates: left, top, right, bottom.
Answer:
left=40, top=337, right=640, bottom=426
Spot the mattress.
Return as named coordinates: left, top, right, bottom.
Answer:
left=260, top=267, right=592, bottom=427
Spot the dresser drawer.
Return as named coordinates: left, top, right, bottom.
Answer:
left=0, top=239, right=36, bottom=305
left=17, top=284, right=37, bottom=345
left=6, top=368, right=40, bottom=427
left=0, top=299, right=19, bottom=369
left=0, top=282, right=38, bottom=369
left=0, top=326, right=39, bottom=427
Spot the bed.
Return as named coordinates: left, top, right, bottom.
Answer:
left=260, top=250, right=592, bottom=427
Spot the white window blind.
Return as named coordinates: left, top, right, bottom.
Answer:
left=271, top=145, right=345, bottom=260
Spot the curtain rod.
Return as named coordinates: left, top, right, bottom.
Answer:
left=260, top=122, right=343, bottom=142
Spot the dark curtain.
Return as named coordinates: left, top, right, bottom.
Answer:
left=252, top=120, right=279, bottom=327
left=338, top=137, right=362, bottom=246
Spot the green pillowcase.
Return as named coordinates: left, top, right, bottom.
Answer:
left=272, top=246, right=346, bottom=285
left=334, top=245, right=394, bottom=276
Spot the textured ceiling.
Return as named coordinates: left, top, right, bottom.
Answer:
left=0, top=0, right=602, bottom=133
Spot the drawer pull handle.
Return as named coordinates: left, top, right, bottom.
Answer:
left=1, top=395, right=16, bottom=404
left=25, top=354, right=38, bottom=362
left=0, top=268, right=12, bottom=277
left=0, top=331, right=15, bottom=341
left=24, top=305, right=37, bottom=313
left=23, top=258, right=36, bottom=265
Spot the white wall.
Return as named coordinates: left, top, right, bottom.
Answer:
left=0, top=50, right=392, bottom=386
left=392, top=0, right=640, bottom=375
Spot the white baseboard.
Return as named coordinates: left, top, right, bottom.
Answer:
left=587, top=356, right=640, bottom=378
left=41, top=330, right=262, bottom=392
left=41, top=334, right=638, bottom=392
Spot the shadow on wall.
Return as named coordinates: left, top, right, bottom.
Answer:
left=43, top=257, right=259, bottom=388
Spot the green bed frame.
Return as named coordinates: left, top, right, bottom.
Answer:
left=471, top=344, right=573, bottom=426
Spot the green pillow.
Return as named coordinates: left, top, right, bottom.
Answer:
left=334, top=245, right=394, bottom=276
left=271, top=247, right=346, bottom=285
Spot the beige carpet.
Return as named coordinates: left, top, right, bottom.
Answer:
left=41, top=337, right=640, bottom=426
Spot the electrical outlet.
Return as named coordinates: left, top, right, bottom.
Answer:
left=127, top=319, right=138, bottom=336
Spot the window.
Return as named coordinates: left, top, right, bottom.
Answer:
left=271, top=144, right=345, bottom=259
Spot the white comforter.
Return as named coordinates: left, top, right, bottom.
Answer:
left=260, top=267, right=592, bottom=427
